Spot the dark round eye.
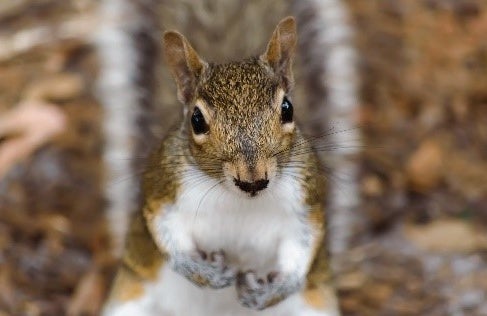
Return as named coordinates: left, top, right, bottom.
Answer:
left=191, top=107, right=209, bottom=135
left=281, top=96, right=293, bottom=123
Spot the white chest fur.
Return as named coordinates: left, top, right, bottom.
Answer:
left=154, top=166, right=310, bottom=272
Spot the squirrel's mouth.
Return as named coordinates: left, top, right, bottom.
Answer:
left=233, top=178, right=269, bottom=197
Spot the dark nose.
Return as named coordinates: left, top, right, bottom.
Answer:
left=234, top=178, right=269, bottom=196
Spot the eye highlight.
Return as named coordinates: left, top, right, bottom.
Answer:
left=281, top=96, right=293, bottom=123
left=191, top=107, right=209, bottom=135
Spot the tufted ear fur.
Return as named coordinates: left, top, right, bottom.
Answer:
left=163, top=31, right=206, bottom=105
left=261, top=16, right=297, bottom=92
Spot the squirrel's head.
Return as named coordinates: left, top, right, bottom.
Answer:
left=163, top=17, right=297, bottom=197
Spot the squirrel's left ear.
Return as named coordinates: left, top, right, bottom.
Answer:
left=261, top=16, right=297, bottom=92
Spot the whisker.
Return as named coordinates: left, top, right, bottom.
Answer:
left=194, top=179, right=225, bottom=222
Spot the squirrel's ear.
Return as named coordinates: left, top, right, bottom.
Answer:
left=163, top=31, right=206, bottom=104
left=261, top=16, right=297, bottom=92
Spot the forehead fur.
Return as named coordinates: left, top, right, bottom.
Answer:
left=198, top=57, right=279, bottom=115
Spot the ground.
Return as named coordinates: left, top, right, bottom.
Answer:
left=0, top=1, right=486, bottom=315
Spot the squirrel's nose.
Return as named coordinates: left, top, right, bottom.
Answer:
left=234, top=178, right=269, bottom=196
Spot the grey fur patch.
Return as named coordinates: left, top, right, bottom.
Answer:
left=171, top=249, right=236, bottom=289
left=236, top=270, right=303, bottom=310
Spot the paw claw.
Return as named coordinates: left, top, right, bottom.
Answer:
left=238, top=270, right=260, bottom=289
left=189, top=249, right=206, bottom=262
left=210, top=250, right=225, bottom=265
left=267, top=271, right=279, bottom=283
left=197, top=249, right=207, bottom=260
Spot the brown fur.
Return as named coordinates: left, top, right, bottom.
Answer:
left=108, top=265, right=147, bottom=302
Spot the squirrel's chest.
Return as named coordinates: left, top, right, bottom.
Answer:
left=159, top=176, right=308, bottom=270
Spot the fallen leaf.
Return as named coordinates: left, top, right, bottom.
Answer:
left=0, top=100, right=66, bottom=178
left=406, top=139, right=443, bottom=192
left=404, top=219, right=486, bottom=253
left=24, top=73, right=84, bottom=102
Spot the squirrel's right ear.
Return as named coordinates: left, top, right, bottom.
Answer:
left=163, top=31, right=206, bottom=105
left=261, top=16, right=297, bottom=92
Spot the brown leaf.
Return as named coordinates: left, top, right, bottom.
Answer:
left=24, top=73, right=84, bottom=102
left=404, top=219, right=487, bottom=253
left=406, top=139, right=443, bottom=192
left=0, top=101, right=66, bottom=178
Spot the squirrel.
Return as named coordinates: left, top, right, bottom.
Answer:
left=101, top=17, right=341, bottom=316
left=96, top=0, right=360, bottom=259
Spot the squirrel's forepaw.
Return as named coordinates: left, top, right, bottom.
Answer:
left=236, top=270, right=303, bottom=310
left=171, top=249, right=236, bottom=289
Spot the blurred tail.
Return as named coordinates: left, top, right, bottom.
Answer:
left=294, top=0, right=361, bottom=255
left=95, top=0, right=159, bottom=255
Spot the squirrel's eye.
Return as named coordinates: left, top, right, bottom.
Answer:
left=191, top=107, right=209, bottom=135
left=281, top=97, right=293, bottom=123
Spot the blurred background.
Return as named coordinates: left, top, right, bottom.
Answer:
left=0, top=0, right=486, bottom=315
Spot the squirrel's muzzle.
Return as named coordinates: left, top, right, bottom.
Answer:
left=223, top=156, right=277, bottom=197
